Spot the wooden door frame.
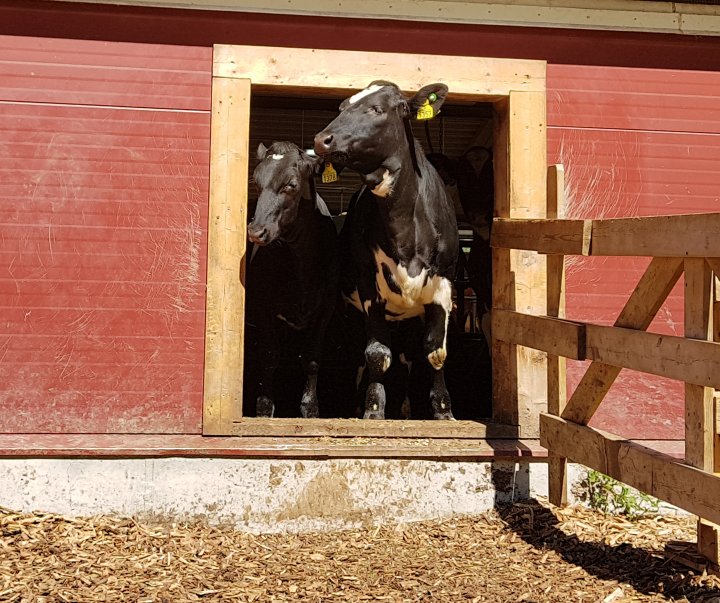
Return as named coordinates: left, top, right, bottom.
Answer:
left=203, top=44, right=547, bottom=437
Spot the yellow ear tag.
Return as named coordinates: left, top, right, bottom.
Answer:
left=322, top=163, right=338, bottom=183
left=416, top=99, right=435, bottom=121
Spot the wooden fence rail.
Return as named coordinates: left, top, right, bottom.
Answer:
left=492, top=164, right=720, bottom=569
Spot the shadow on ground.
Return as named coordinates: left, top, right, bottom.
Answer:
left=497, top=498, right=720, bottom=602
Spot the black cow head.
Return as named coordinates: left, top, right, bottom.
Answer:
left=248, top=141, right=323, bottom=246
left=313, top=81, right=448, bottom=176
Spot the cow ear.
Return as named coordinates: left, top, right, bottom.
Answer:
left=408, top=83, right=448, bottom=118
left=257, top=142, right=268, bottom=161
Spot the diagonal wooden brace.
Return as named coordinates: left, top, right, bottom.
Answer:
left=561, top=257, right=684, bottom=425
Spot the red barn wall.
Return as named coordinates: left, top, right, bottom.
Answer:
left=0, top=35, right=211, bottom=433
left=548, top=65, right=720, bottom=439
left=2, top=2, right=720, bottom=440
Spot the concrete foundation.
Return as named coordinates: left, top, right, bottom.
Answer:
left=0, top=458, right=586, bottom=533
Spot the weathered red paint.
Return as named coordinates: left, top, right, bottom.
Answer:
left=0, top=36, right=211, bottom=434
left=1, top=3, right=720, bottom=441
left=0, top=35, right=210, bottom=110
left=1, top=0, right=720, bottom=71
left=549, top=64, right=720, bottom=440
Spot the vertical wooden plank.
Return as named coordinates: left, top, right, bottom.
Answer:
left=707, top=265, right=720, bottom=472
left=685, top=258, right=714, bottom=470
left=203, top=75, right=251, bottom=435
left=546, top=164, right=568, bottom=507
left=491, top=90, right=548, bottom=438
left=712, top=271, right=720, bottom=473
left=685, top=257, right=718, bottom=564
left=711, top=272, right=720, bottom=565
left=491, top=97, right=517, bottom=429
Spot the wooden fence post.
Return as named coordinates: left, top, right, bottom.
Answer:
left=546, top=165, right=568, bottom=506
left=685, top=258, right=718, bottom=565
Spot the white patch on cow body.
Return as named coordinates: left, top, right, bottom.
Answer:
left=271, top=154, right=284, bottom=160
left=371, top=170, right=395, bottom=198
left=373, top=248, right=452, bottom=321
left=348, top=84, right=384, bottom=105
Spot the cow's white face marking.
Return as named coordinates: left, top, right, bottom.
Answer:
left=371, top=170, right=395, bottom=198
left=271, top=154, right=284, bottom=160
left=348, top=84, right=384, bottom=105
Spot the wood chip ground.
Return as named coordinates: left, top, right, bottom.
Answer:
left=2, top=500, right=720, bottom=602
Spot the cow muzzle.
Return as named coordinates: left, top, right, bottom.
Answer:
left=247, top=223, right=272, bottom=245
left=313, top=132, right=335, bottom=156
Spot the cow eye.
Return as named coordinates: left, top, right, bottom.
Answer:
left=369, top=105, right=383, bottom=115
left=283, top=182, right=297, bottom=193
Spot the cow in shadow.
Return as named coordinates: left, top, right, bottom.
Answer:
left=245, top=141, right=338, bottom=418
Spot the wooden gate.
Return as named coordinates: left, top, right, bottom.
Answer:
left=492, top=164, right=720, bottom=569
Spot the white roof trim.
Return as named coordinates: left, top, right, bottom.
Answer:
left=50, top=0, right=720, bottom=36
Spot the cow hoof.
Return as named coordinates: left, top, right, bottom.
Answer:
left=300, top=399, right=320, bottom=419
left=256, top=396, right=275, bottom=418
left=427, top=347, right=447, bottom=370
left=363, top=409, right=385, bottom=420
left=364, top=383, right=386, bottom=420
left=434, top=409, right=456, bottom=420
left=430, top=389, right=453, bottom=420
left=400, top=397, right=412, bottom=420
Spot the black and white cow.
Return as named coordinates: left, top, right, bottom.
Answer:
left=314, top=81, right=459, bottom=420
left=245, top=141, right=338, bottom=418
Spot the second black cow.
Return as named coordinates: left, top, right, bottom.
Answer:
left=314, top=81, right=459, bottom=420
left=245, top=141, right=338, bottom=418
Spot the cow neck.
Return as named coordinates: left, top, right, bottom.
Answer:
left=373, top=160, right=422, bottom=262
left=402, top=116, right=422, bottom=178
left=282, top=194, right=325, bottom=287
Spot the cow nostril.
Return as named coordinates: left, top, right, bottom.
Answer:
left=248, top=225, right=268, bottom=244
left=323, top=134, right=333, bottom=146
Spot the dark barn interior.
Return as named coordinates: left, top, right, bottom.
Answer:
left=243, top=93, right=496, bottom=420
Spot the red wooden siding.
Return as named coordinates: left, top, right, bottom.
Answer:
left=0, top=36, right=211, bottom=434
left=3, top=0, right=720, bottom=72
left=0, top=35, right=210, bottom=110
left=548, top=64, right=720, bottom=440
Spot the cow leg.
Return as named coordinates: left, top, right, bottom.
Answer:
left=299, top=359, right=320, bottom=418
left=398, top=353, right=412, bottom=419
left=255, top=336, right=279, bottom=418
left=423, top=302, right=455, bottom=420
left=299, top=307, right=332, bottom=418
left=363, top=303, right=392, bottom=420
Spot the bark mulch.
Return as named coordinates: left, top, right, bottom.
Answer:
left=2, top=499, right=720, bottom=602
